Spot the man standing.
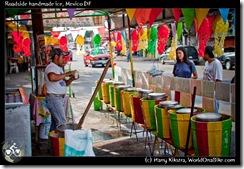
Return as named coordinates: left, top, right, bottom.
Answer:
left=203, top=46, right=223, bottom=113
left=45, top=48, right=78, bottom=131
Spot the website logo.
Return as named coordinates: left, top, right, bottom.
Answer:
left=2, top=141, right=24, bottom=163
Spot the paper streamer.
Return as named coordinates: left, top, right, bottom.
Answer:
left=134, top=8, right=152, bottom=27
left=67, top=8, right=76, bottom=20
left=172, top=8, right=182, bottom=23
left=171, top=23, right=177, bottom=38
left=149, top=8, right=164, bottom=27
left=219, top=8, right=229, bottom=24
left=177, top=22, right=183, bottom=41
left=195, top=8, right=210, bottom=28
left=126, top=8, right=136, bottom=22
left=181, top=8, right=196, bottom=30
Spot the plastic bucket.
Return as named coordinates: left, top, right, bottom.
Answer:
left=169, top=110, right=193, bottom=149
left=140, top=98, right=164, bottom=130
left=57, top=123, right=78, bottom=138
left=130, top=96, right=144, bottom=124
left=122, top=90, right=138, bottom=117
left=95, top=80, right=103, bottom=100
left=39, top=123, right=51, bottom=139
left=92, top=87, right=103, bottom=111
left=155, top=105, right=171, bottom=138
left=191, top=114, right=232, bottom=156
left=48, top=130, right=65, bottom=156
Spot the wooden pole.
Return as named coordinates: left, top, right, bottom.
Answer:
left=127, top=15, right=135, bottom=87
left=184, top=86, right=197, bottom=156
left=75, top=59, right=111, bottom=129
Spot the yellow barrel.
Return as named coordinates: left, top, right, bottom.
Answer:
left=96, top=79, right=109, bottom=100
left=112, top=81, right=125, bottom=110
left=115, top=85, right=131, bottom=112
left=101, top=80, right=113, bottom=104
left=169, top=108, right=197, bottom=149
left=122, top=88, right=139, bottom=117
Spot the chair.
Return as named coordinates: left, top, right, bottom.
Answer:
left=9, top=61, right=19, bottom=74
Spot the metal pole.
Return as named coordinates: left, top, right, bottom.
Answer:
left=127, top=15, right=135, bottom=87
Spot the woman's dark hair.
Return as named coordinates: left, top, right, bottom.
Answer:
left=176, top=47, right=190, bottom=64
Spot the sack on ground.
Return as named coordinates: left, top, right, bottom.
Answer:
left=64, top=129, right=95, bottom=156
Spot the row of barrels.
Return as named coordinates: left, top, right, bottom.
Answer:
left=94, top=79, right=232, bottom=157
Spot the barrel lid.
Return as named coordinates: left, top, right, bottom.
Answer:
left=113, top=81, right=125, bottom=85
left=117, top=85, right=131, bottom=90
left=168, top=104, right=185, bottom=109
left=126, top=87, right=139, bottom=92
left=176, top=108, right=197, bottom=114
left=138, top=89, right=153, bottom=94
left=159, top=100, right=178, bottom=106
left=104, top=80, right=114, bottom=84
left=96, top=79, right=110, bottom=83
left=195, top=113, right=222, bottom=122
left=148, top=93, right=166, bottom=97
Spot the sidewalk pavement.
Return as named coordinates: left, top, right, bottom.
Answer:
left=4, top=70, right=236, bottom=157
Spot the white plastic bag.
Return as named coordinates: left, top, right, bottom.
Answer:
left=64, top=129, right=95, bottom=156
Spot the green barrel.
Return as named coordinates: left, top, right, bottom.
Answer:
left=112, top=81, right=125, bottom=109
left=109, top=85, right=115, bottom=107
left=115, top=85, right=130, bottom=112
left=191, top=113, right=232, bottom=156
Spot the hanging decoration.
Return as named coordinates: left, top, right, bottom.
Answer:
left=194, top=18, right=198, bottom=34
left=131, top=29, right=139, bottom=52
left=181, top=8, right=196, bottom=30
left=138, top=28, right=148, bottom=50
left=59, top=36, right=68, bottom=52
left=149, top=8, right=164, bottom=27
left=12, top=32, right=23, bottom=53
left=22, top=37, right=31, bottom=56
left=126, top=8, right=136, bottom=22
left=172, top=8, right=182, bottom=23
left=111, top=41, right=116, bottom=47
left=67, top=8, right=76, bottom=20
left=97, top=26, right=106, bottom=39
left=197, top=18, right=211, bottom=57
left=212, top=15, right=229, bottom=57
left=219, top=8, right=229, bottom=24
left=121, top=31, right=127, bottom=55
left=195, top=8, right=210, bottom=29
left=177, top=22, right=183, bottom=41
left=134, top=8, right=152, bottom=28
left=168, top=23, right=178, bottom=60
left=115, top=31, right=122, bottom=51
left=157, top=25, right=170, bottom=55
left=76, top=35, right=84, bottom=45
left=147, top=26, right=157, bottom=56
left=168, top=34, right=178, bottom=60
left=92, top=34, right=102, bottom=54
left=207, top=15, right=216, bottom=37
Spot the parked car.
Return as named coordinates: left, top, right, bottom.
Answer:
left=83, top=47, right=110, bottom=67
left=160, top=45, right=200, bottom=65
left=216, top=52, right=235, bottom=70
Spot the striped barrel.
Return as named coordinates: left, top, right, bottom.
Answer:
left=102, top=81, right=113, bottom=104
left=169, top=110, right=193, bottom=149
left=122, top=90, right=138, bottom=117
left=140, top=98, right=164, bottom=130
left=155, top=105, right=171, bottom=138
left=113, top=82, right=125, bottom=109
left=130, top=96, right=144, bottom=124
left=109, top=85, right=115, bottom=107
left=191, top=114, right=232, bottom=156
left=48, top=130, right=64, bottom=156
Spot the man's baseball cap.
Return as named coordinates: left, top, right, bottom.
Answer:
left=51, top=48, right=69, bottom=58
